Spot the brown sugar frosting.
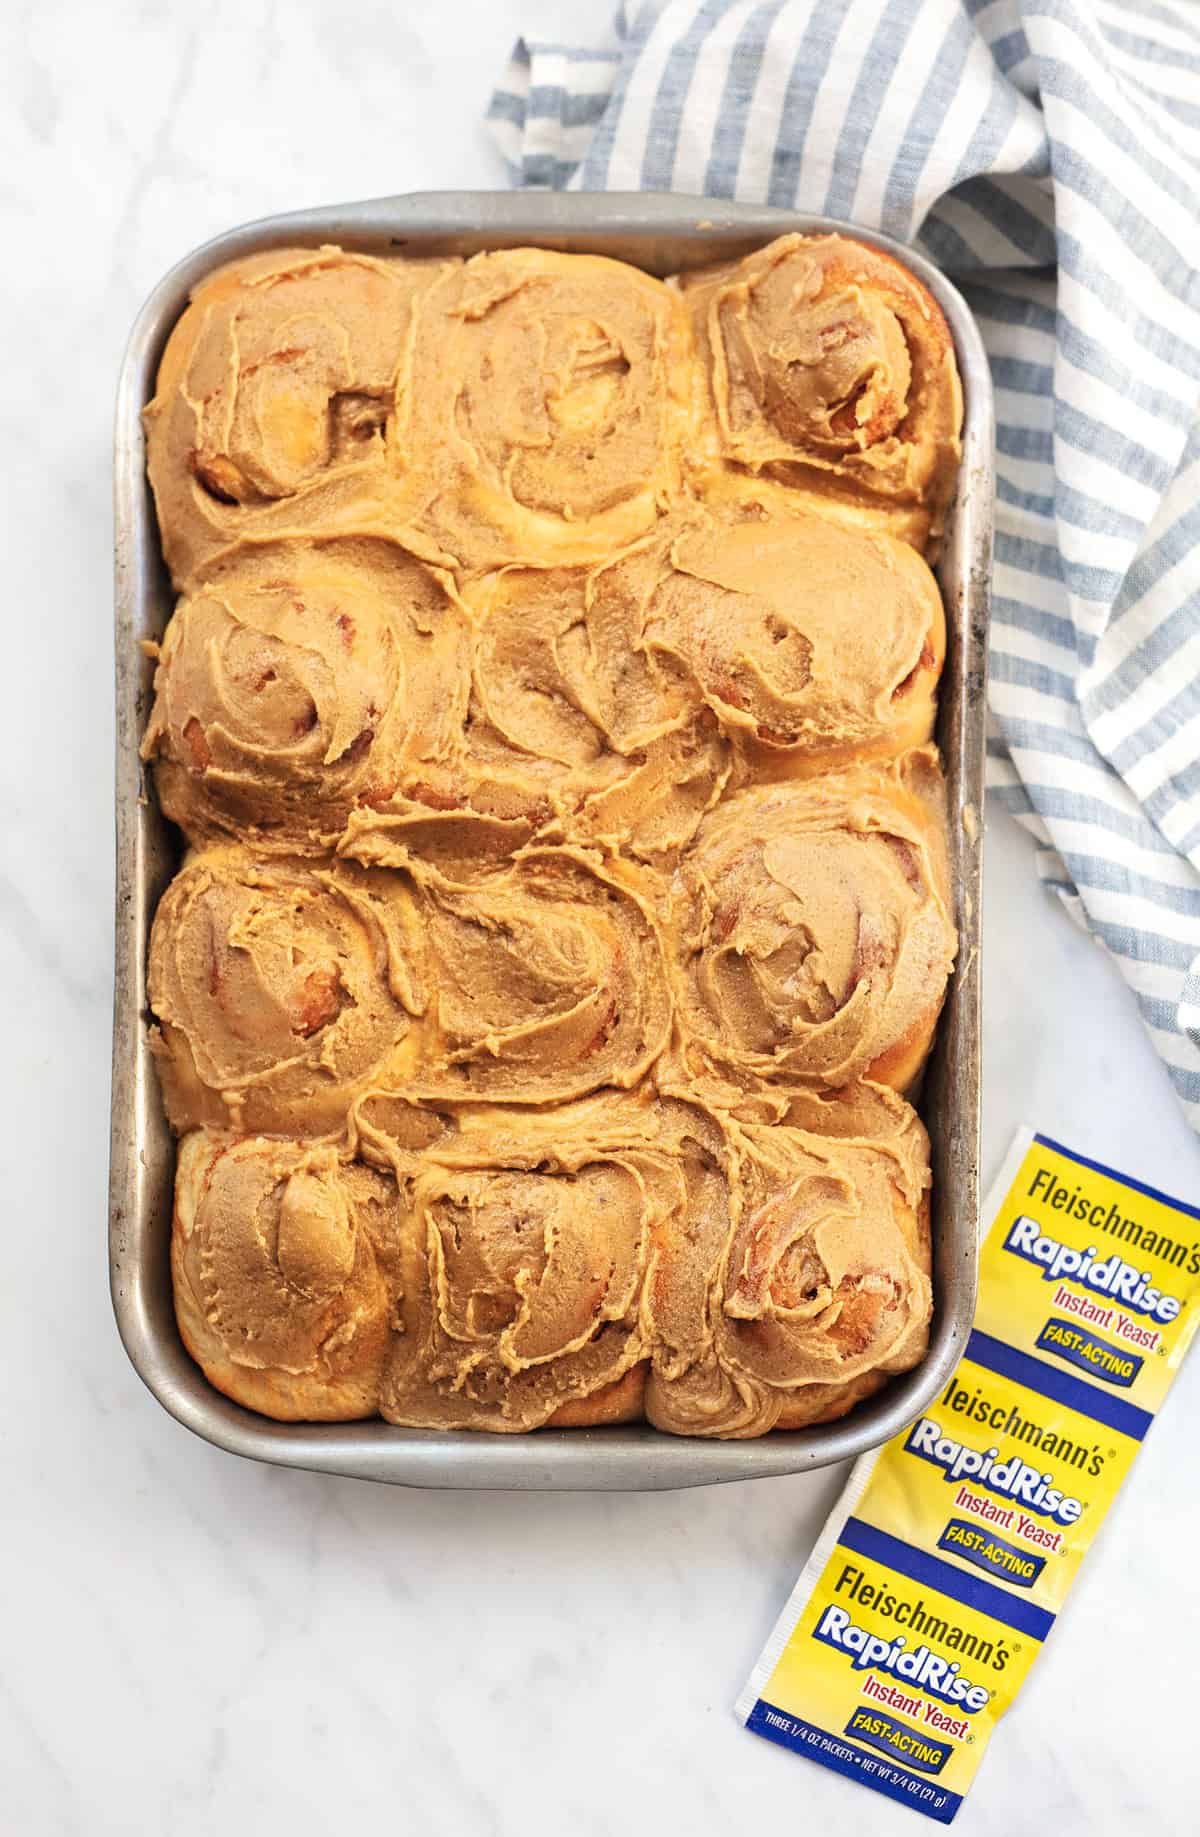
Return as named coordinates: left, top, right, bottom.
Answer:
left=172, top=1132, right=403, bottom=1420
left=149, top=841, right=672, bottom=1131
left=670, top=748, right=957, bottom=1095
left=346, top=558, right=732, bottom=864
left=143, top=234, right=963, bottom=1438
left=378, top=1098, right=667, bottom=1431
left=683, top=233, right=962, bottom=550
left=395, top=247, right=695, bottom=568
left=145, top=245, right=456, bottom=589
left=141, top=535, right=471, bottom=852
left=148, top=848, right=425, bottom=1136
left=593, top=499, right=945, bottom=772
left=644, top=1082, right=932, bottom=1438
left=404, top=845, right=672, bottom=1105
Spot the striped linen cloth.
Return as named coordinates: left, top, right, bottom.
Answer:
left=488, top=0, right=1200, bottom=1134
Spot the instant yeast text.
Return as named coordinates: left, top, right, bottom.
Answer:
left=736, top=1129, right=1199, bottom=1822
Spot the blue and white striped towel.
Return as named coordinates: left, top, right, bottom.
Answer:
left=489, top=0, right=1200, bottom=1134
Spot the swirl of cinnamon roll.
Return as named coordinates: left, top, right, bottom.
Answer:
left=341, top=560, right=729, bottom=864
left=171, top=1132, right=403, bottom=1420
left=672, top=749, right=957, bottom=1094
left=379, top=1099, right=676, bottom=1430
left=398, top=248, right=694, bottom=568
left=644, top=1083, right=933, bottom=1437
left=145, top=245, right=455, bottom=588
left=683, top=233, right=962, bottom=550
left=141, top=536, right=470, bottom=852
left=594, top=501, right=944, bottom=771
left=148, top=848, right=426, bottom=1135
left=397, top=845, right=672, bottom=1106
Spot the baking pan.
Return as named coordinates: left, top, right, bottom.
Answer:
left=111, top=191, right=992, bottom=1489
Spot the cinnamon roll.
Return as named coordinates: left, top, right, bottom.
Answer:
left=682, top=233, right=962, bottom=550
left=342, top=558, right=730, bottom=864
left=671, top=749, right=957, bottom=1094
left=145, top=246, right=455, bottom=588
left=171, top=1132, right=402, bottom=1420
left=644, top=1082, right=933, bottom=1437
left=148, top=848, right=425, bottom=1135
left=594, top=500, right=945, bottom=772
left=397, top=248, right=694, bottom=568
left=379, top=1098, right=671, bottom=1431
left=141, top=536, right=470, bottom=852
left=359, top=845, right=673, bottom=1107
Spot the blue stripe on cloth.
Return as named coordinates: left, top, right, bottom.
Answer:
left=881, top=7, right=976, bottom=240
left=944, top=176, right=1057, bottom=265
left=764, top=5, right=850, bottom=208
left=486, top=0, right=1200, bottom=1143
left=486, top=89, right=526, bottom=128
left=986, top=26, right=1034, bottom=78
left=703, top=1, right=790, bottom=199
left=526, top=88, right=612, bottom=130
left=995, top=423, right=1054, bottom=465
left=950, top=67, right=1021, bottom=188
left=988, top=779, right=1184, bottom=851
left=996, top=472, right=1055, bottom=519
left=822, top=0, right=926, bottom=219
left=1055, top=847, right=1200, bottom=917
left=991, top=596, right=1077, bottom=651
left=639, top=0, right=729, bottom=191
left=990, top=651, right=1077, bottom=702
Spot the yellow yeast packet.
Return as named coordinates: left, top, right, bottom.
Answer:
left=736, top=1128, right=1200, bottom=1823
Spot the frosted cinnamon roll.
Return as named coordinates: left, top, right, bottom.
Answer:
left=682, top=233, right=962, bottom=549
left=379, top=1099, right=671, bottom=1430
left=672, top=749, right=957, bottom=1093
left=596, top=501, right=944, bottom=772
left=145, top=245, right=454, bottom=588
left=172, top=1132, right=402, bottom=1420
left=369, top=845, right=673, bottom=1106
left=398, top=248, right=694, bottom=568
left=645, top=1083, right=933, bottom=1437
left=343, top=560, right=729, bottom=864
left=141, top=536, right=470, bottom=852
left=148, top=848, right=425, bottom=1135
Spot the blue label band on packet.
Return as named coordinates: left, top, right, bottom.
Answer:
left=735, top=1127, right=1200, bottom=1822
left=1034, top=1316, right=1143, bottom=1385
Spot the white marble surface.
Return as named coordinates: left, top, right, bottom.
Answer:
left=4, top=3, right=1199, bottom=1831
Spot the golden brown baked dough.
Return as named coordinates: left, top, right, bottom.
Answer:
left=148, top=840, right=671, bottom=1131
left=141, top=535, right=470, bottom=852
left=670, top=748, right=957, bottom=1095
left=145, top=246, right=455, bottom=589
left=592, top=498, right=945, bottom=772
left=396, top=247, right=694, bottom=568
left=683, top=233, right=962, bottom=550
left=644, top=1082, right=932, bottom=1437
left=172, top=1132, right=402, bottom=1420
left=144, top=234, right=963, bottom=1438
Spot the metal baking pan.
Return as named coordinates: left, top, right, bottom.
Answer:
left=111, top=191, right=991, bottom=1489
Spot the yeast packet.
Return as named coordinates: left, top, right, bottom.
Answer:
left=736, top=1129, right=1200, bottom=1823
